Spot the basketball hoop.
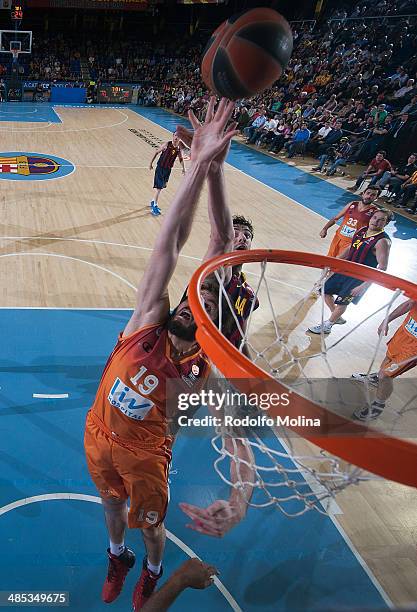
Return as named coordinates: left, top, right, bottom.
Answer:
left=188, top=250, right=417, bottom=514
left=11, top=49, right=19, bottom=62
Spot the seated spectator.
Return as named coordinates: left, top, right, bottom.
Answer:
left=323, top=93, right=338, bottom=112
left=393, top=168, right=417, bottom=212
left=248, top=113, right=276, bottom=144
left=302, top=102, right=316, bottom=119
left=315, top=120, right=344, bottom=156
left=371, top=104, right=388, bottom=125
left=312, top=137, right=352, bottom=175
left=356, top=115, right=394, bottom=161
left=348, top=150, right=392, bottom=192
left=313, top=119, right=333, bottom=140
left=400, top=96, right=417, bottom=117
left=255, top=115, right=280, bottom=147
left=236, top=106, right=250, bottom=132
left=268, top=122, right=292, bottom=153
left=378, top=153, right=417, bottom=201
left=391, top=78, right=415, bottom=100
left=284, top=122, right=311, bottom=158
left=243, top=111, right=266, bottom=142
left=387, top=66, right=408, bottom=85
left=385, top=112, right=411, bottom=150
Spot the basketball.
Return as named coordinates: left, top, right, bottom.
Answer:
left=201, top=8, right=293, bottom=100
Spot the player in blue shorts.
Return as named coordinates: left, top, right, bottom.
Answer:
left=149, top=133, right=185, bottom=216
left=308, top=209, right=392, bottom=334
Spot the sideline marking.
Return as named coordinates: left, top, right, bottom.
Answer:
left=0, top=108, right=129, bottom=134
left=0, top=493, right=242, bottom=611
left=33, top=393, right=69, bottom=399
left=0, top=237, right=308, bottom=293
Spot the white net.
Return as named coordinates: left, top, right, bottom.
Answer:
left=196, top=256, right=417, bottom=517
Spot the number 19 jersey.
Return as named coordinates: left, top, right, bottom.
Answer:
left=90, top=323, right=210, bottom=446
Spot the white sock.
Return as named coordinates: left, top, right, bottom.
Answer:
left=109, top=541, right=125, bottom=556
left=147, top=560, right=161, bottom=575
left=324, top=319, right=333, bottom=327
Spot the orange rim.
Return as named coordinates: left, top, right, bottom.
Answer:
left=188, top=250, right=417, bottom=488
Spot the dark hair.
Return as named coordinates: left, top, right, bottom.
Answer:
left=233, top=215, right=254, bottom=239
left=377, top=150, right=386, bottom=157
left=365, top=185, right=381, bottom=194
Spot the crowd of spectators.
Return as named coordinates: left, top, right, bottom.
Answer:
left=136, top=0, right=417, bottom=213
left=84, top=39, right=202, bottom=85
left=28, top=37, right=81, bottom=80
left=1, top=35, right=81, bottom=80
left=1, top=0, right=417, bottom=212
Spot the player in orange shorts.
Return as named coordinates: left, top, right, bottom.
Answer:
left=319, top=186, right=380, bottom=258
left=353, top=299, right=417, bottom=420
left=84, top=98, right=254, bottom=610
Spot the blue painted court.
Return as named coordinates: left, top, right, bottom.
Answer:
left=0, top=102, right=61, bottom=123
left=3, top=103, right=412, bottom=610
left=0, top=309, right=389, bottom=611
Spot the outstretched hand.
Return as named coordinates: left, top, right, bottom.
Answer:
left=172, top=558, right=219, bottom=590
left=378, top=319, right=389, bottom=336
left=176, top=97, right=238, bottom=167
left=179, top=499, right=246, bottom=538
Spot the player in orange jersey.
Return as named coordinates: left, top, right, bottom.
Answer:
left=353, top=299, right=417, bottom=420
left=320, top=186, right=380, bottom=258
left=84, top=98, right=254, bottom=611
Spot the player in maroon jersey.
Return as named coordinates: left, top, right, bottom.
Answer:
left=176, top=119, right=259, bottom=354
left=226, top=215, right=259, bottom=353
left=149, top=132, right=185, bottom=216
left=308, top=209, right=392, bottom=334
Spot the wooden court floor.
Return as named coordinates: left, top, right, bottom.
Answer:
left=1, top=105, right=417, bottom=607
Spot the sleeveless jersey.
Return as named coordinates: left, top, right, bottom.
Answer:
left=348, top=227, right=389, bottom=267
left=337, top=201, right=379, bottom=240
left=157, top=142, right=182, bottom=169
left=226, top=271, right=260, bottom=347
left=90, top=324, right=210, bottom=446
left=389, top=303, right=417, bottom=355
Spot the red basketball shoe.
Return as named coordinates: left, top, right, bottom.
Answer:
left=132, top=557, right=163, bottom=611
left=102, top=547, right=136, bottom=603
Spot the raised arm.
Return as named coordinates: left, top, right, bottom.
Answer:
left=177, top=98, right=237, bottom=274
left=123, top=100, right=238, bottom=337
left=202, top=100, right=235, bottom=271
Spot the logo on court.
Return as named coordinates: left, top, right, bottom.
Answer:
left=0, top=151, right=75, bottom=181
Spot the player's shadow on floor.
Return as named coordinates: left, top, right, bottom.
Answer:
left=243, top=557, right=358, bottom=608
left=0, top=206, right=151, bottom=255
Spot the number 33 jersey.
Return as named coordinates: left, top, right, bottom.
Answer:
left=90, top=323, right=210, bottom=446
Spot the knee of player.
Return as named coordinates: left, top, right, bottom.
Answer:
left=102, top=496, right=128, bottom=510
left=141, top=522, right=165, bottom=538
left=378, top=366, right=390, bottom=380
